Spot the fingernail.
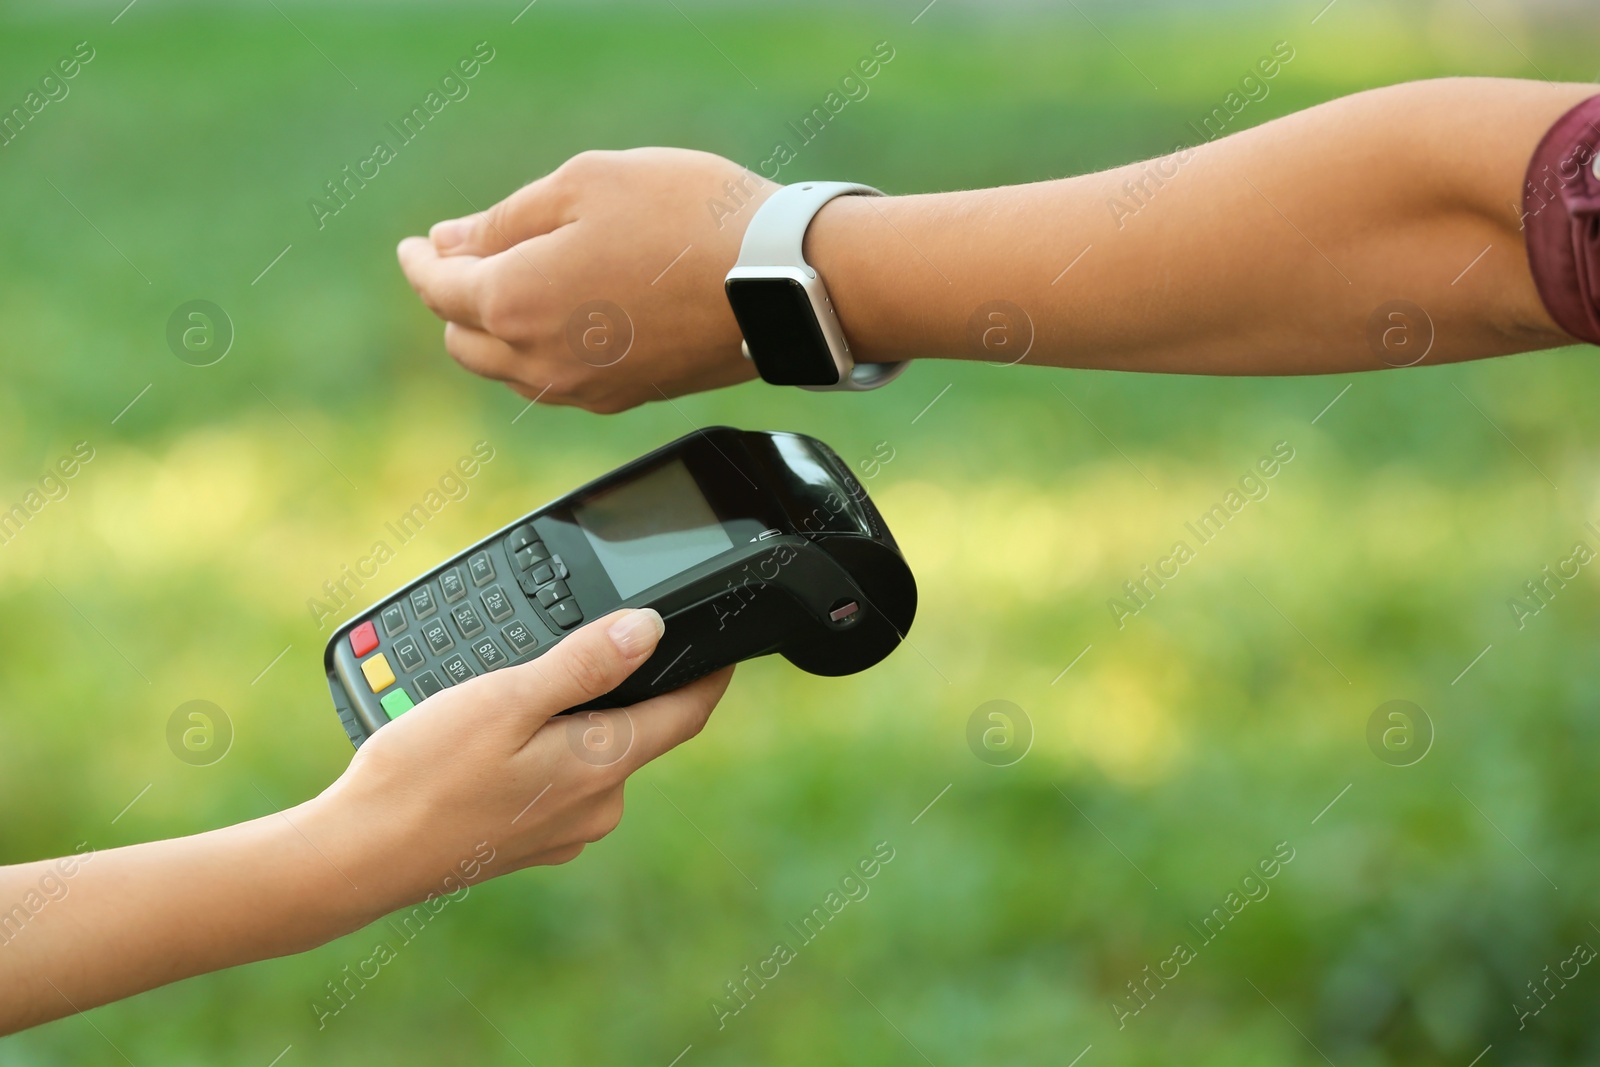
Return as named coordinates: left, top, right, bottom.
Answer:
left=430, top=217, right=469, bottom=251
left=608, top=609, right=664, bottom=659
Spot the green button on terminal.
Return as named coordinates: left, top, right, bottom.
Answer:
left=380, top=687, right=416, bottom=719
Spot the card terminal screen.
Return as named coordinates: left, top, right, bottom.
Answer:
left=573, top=459, right=736, bottom=598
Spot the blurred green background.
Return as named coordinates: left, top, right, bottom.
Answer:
left=2, top=0, right=1598, bottom=1062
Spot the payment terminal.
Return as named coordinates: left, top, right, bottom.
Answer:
left=324, top=427, right=916, bottom=747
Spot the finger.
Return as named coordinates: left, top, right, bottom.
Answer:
left=444, top=322, right=523, bottom=382
left=430, top=171, right=572, bottom=258
left=396, top=236, right=488, bottom=328
left=562, top=666, right=732, bottom=778
left=576, top=785, right=626, bottom=843
left=509, top=381, right=554, bottom=404
left=467, top=608, right=666, bottom=736
left=625, top=666, right=732, bottom=770
left=520, top=843, right=585, bottom=868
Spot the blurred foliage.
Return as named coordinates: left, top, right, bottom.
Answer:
left=1, top=1, right=1599, bottom=1063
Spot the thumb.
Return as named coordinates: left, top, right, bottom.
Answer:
left=429, top=172, right=570, bottom=257
left=476, top=608, right=665, bottom=732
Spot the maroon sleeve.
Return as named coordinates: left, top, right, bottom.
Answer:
left=1524, top=94, right=1600, bottom=345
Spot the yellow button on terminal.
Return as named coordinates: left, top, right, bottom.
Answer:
left=361, top=652, right=396, bottom=693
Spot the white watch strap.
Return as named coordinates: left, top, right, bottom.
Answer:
left=733, top=181, right=907, bottom=392
left=734, top=181, right=882, bottom=269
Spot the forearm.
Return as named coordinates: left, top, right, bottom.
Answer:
left=0, top=800, right=380, bottom=1034
left=810, top=77, right=1594, bottom=373
left=0, top=611, right=722, bottom=1035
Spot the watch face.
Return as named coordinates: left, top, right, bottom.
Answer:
left=725, top=277, right=841, bottom=387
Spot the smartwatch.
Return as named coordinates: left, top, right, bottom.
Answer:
left=725, top=181, right=907, bottom=391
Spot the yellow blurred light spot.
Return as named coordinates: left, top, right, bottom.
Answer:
left=1053, top=666, right=1184, bottom=786
left=90, top=431, right=263, bottom=571
left=880, top=476, right=1109, bottom=600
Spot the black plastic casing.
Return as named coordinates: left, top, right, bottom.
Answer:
left=324, top=428, right=916, bottom=748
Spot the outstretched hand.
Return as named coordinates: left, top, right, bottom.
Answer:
left=0, top=607, right=732, bottom=1035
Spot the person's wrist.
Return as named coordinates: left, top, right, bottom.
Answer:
left=292, top=789, right=423, bottom=929
left=802, top=193, right=913, bottom=366
left=802, top=195, right=890, bottom=364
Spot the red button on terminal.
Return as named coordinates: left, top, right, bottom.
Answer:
left=350, top=621, right=379, bottom=658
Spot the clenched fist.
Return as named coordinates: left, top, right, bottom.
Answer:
left=398, top=148, right=776, bottom=413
